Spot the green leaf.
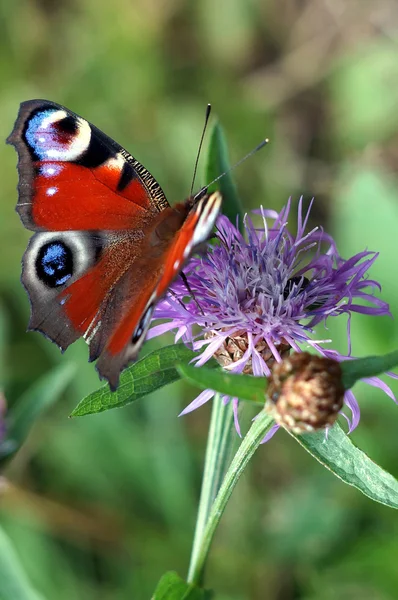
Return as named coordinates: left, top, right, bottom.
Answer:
left=71, top=344, right=213, bottom=417
left=292, top=422, right=398, bottom=509
left=152, top=571, right=212, bottom=600
left=0, top=525, right=46, bottom=600
left=341, top=349, right=398, bottom=390
left=177, top=363, right=266, bottom=405
left=5, top=363, right=75, bottom=456
left=177, top=348, right=398, bottom=406
left=205, top=122, right=243, bottom=228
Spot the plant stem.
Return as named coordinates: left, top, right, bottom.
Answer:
left=188, top=410, right=274, bottom=586
left=187, top=394, right=235, bottom=584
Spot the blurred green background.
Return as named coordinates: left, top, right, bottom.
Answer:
left=1, top=1, right=398, bottom=598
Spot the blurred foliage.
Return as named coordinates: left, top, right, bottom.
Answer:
left=1, top=0, right=398, bottom=598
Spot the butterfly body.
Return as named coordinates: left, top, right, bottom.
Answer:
left=8, top=100, right=221, bottom=389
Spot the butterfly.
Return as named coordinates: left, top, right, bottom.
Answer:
left=7, top=100, right=222, bottom=390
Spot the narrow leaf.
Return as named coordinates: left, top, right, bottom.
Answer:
left=342, top=349, right=398, bottom=390
left=177, top=363, right=266, bottom=405
left=71, top=344, right=213, bottom=417
left=205, top=122, right=243, bottom=228
left=152, top=571, right=212, bottom=600
left=292, top=423, right=398, bottom=509
left=0, top=526, right=46, bottom=600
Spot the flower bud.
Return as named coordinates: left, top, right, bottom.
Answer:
left=266, top=352, right=345, bottom=433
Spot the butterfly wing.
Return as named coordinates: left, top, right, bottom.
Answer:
left=8, top=100, right=169, bottom=354
left=7, top=99, right=169, bottom=232
left=22, top=229, right=144, bottom=353
left=95, top=191, right=222, bottom=389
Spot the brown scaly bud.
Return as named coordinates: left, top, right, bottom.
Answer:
left=266, top=352, right=345, bottom=434
left=206, top=330, right=291, bottom=375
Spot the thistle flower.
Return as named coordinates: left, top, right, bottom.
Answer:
left=150, top=199, right=396, bottom=437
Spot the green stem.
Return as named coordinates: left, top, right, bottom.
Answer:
left=188, top=410, right=274, bottom=586
left=187, top=394, right=235, bottom=584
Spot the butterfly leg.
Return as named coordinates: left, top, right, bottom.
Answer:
left=180, top=271, right=204, bottom=315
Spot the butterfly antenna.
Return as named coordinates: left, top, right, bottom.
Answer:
left=190, top=103, right=212, bottom=198
left=194, top=137, right=269, bottom=200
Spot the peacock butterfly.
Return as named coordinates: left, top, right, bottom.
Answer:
left=7, top=100, right=222, bottom=390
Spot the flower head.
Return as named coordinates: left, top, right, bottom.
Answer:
left=151, top=199, right=396, bottom=436
left=267, top=352, right=345, bottom=433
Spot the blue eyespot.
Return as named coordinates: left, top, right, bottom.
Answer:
left=25, top=109, right=79, bottom=161
left=25, top=110, right=56, bottom=160
left=36, top=241, right=73, bottom=287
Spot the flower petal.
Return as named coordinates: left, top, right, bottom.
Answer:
left=179, top=389, right=215, bottom=416
left=261, top=422, right=280, bottom=443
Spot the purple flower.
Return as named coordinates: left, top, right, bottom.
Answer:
left=150, top=199, right=396, bottom=437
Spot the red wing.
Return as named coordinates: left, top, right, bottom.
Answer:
left=21, top=230, right=142, bottom=353
left=7, top=99, right=169, bottom=231
left=94, top=260, right=166, bottom=389
left=155, top=191, right=223, bottom=298
left=96, top=192, right=222, bottom=389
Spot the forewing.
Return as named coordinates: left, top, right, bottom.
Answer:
left=7, top=99, right=169, bottom=232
